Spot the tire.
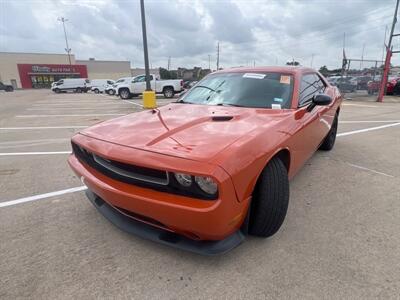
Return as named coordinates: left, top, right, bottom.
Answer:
left=6, top=86, right=13, bottom=92
left=319, top=113, right=338, bottom=151
left=249, top=157, right=289, bottom=238
left=76, top=87, right=82, bottom=93
left=94, top=89, right=99, bottom=94
left=163, top=87, right=174, bottom=98
left=54, top=88, right=60, bottom=93
left=109, top=89, right=115, bottom=95
left=119, top=88, right=132, bottom=99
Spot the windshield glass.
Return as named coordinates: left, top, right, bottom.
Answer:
left=180, top=72, right=294, bottom=109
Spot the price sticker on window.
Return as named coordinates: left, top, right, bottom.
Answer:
left=280, top=75, right=291, bottom=85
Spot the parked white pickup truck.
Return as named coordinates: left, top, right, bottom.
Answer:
left=117, top=74, right=184, bottom=99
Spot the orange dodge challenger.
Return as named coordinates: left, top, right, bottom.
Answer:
left=69, top=66, right=342, bottom=254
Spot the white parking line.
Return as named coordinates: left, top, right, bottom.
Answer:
left=27, top=108, right=127, bottom=111
left=0, top=151, right=71, bottom=156
left=0, top=186, right=87, bottom=208
left=337, top=122, right=400, bottom=137
left=346, top=162, right=394, bottom=178
left=341, top=120, right=400, bottom=123
left=16, top=113, right=125, bottom=118
left=2, top=119, right=399, bottom=208
left=342, top=103, right=379, bottom=108
left=0, top=126, right=87, bottom=130
left=122, top=100, right=143, bottom=107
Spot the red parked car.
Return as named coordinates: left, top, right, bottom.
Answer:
left=69, top=66, right=342, bottom=254
left=367, top=77, right=399, bottom=95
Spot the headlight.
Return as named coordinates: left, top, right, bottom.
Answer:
left=195, top=176, right=218, bottom=195
left=174, top=173, right=192, bottom=187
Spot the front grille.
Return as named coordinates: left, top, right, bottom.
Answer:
left=72, top=142, right=168, bottom=188
left=72, top=142, right=218, bottom=200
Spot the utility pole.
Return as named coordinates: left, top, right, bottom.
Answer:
left=360, top=43, right=365, bottom=70
left=167, top=56, right=171, bottom=70
left=310, top=53, right=315, bottom=68
left=140, top=0, right=156, bottom=108
left=253, top=60, right=256, bottom=67
left=216, top=42, right=220, bottom=70
left=378, top=0, right=400, bottom=102
left=382, top=25, right=388, bottom=64
left=58, top=17, right=71, bottom=65
left=208, top=54, right=211, bottom=70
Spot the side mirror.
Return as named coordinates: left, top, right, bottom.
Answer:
left=307, top=93, right=332, bottom=112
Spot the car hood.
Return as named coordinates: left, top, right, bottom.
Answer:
left=80, top=103, right=292, bottom=162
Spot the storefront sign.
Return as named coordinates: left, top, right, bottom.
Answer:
left=31, top=65, right=77, bottom=73
left=18, top=64, right=88, bottom=89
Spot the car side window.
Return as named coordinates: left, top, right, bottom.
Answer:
left=314, top=74, right=326, bottom=93
left=133, top=76, right=145, bottom=83
left=299, top=74, right=318, bottom=106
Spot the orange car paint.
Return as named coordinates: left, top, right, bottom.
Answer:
left=68, top=66, right=342, bottom=241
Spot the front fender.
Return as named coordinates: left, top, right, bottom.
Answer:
left=212, top=130, right=290, bottom=202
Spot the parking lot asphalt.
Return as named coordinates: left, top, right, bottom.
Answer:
left=1, top=90, right=399, bottom=299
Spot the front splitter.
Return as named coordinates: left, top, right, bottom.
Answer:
left=85, top=190, right=245, bottom=255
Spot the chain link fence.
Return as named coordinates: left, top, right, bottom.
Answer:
left=326, top=59, right=385, bottom=100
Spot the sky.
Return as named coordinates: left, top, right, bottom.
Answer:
left=0, top=0, right=398, bottom=70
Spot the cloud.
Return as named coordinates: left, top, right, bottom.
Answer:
left=0, top=0, right=397, bottom=70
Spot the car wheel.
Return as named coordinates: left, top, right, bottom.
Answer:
left=94, top=89, right=99, bottom=94
left=119, top=88, right=132, bottom=99
left=319, top=113, right=338, bottom=151
left=109, top=89, right=115, bottom=95
left=163, top=87, right=174, bottom=98
left=54, top=88, right=60, bottom=93
left=76, top=87, right=82, bottom=93
left=248, top=157, right=289, bottom=238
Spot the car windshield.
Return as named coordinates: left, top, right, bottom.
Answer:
left=180, top=72, right=294, bottom=109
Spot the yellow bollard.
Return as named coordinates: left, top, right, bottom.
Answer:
left=142, top=90, right=156, bottom=109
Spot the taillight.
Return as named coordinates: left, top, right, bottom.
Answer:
left=180, top=80, right=183, bottom=87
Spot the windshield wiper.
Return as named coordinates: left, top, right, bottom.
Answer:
left=175, top=99, right=194, bottom=104
left=192, top=85, right=215, bottom=92
left=216, top=103, right=245, bottom=107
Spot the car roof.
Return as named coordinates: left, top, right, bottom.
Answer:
left=214, top=66, right=316, bottom=75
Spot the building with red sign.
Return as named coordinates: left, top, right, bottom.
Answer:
left=0, top=52, right=131, bottom=89
left=17, top=64, right=88, bottom=88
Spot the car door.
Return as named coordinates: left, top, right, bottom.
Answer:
left=132, top=75, right=146, bottom=93
left=293, top=73, right=327, bottom=163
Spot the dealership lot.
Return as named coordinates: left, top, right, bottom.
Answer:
left=1, top=90, right=399, bottom=298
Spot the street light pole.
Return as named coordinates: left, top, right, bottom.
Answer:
left=58, top=17, right=71, bottom=65
left=140, top=0, right=151, bottom=91
left=140, top=0, right=156, bottom=108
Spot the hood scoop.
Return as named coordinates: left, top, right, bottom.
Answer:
left=211, top=115, right=233, bottom=122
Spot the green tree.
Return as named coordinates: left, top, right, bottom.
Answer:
left=286, top=61, right=300, bottom=66
left=159, top=67, right=171, bottom=79
left=319, top=65, right=329, bottom=76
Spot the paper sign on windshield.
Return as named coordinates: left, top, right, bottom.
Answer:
left=280, top=75, right=291, bottom=85
left=271, top=104, right=281, bottom=109
left=243, top=73, right=266, bottom=79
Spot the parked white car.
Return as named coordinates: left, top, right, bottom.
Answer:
left=108, top=77, right=135, bottom=95
left=117, top=74, right=184, bottom=99
left=91, top=79, right=115, bottom=93
left=51, top=78, right=90, bottom=93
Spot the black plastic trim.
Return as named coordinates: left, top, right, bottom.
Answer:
left=85, top=189, right=245, bottom=255
left=72, top=142, right=218, bottom=200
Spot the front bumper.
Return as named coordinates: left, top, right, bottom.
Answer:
left=68, top=134, right=250, bottom=242
left=85, top=189, right=245, bottom=255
